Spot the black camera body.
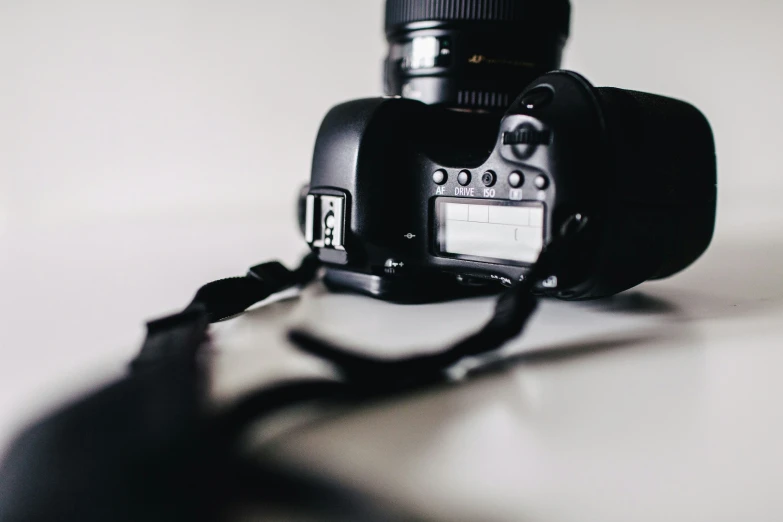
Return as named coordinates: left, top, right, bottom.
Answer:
left=301, top=71, right=716, bottom=302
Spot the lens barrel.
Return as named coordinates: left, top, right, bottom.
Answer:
left=384, top=0, right=571, bottom=111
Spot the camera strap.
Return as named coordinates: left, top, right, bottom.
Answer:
left=139, top=229, right=579, bottom=400
left=0, top=231, right=571, bottom=522
left=4, top=241, right=581, bottom=522
left=286, top=234, right=575, bottom=392
left=183, top=254, right=322, bottom=323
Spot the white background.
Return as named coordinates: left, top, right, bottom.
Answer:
left=2, top=1, right=783, bottom=519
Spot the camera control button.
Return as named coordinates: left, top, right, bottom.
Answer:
left=458, top=170, right=472, bottom=186
left=432, top=169, right=447, bottom=185
left=508, top=172, right=524, bottom=188
left=534, top=175, right=550, bottom=190
left=481, top=171, right=497, bottom=187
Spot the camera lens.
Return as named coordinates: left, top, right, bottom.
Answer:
left=384, top=0, right=571, bottom=111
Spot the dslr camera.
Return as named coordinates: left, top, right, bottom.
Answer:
left=299, top=0, right=717, bottom=303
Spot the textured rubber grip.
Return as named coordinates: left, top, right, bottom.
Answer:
left=385, top=0, right=571, bottom=34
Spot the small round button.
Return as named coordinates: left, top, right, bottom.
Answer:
left=481, top=171, right=497, bottom=187
left=535, top=175, right=550, bottom=190
left=325, top=214, right=336, bottom=229
left=458, top=170, right=472, bottom=186
left=432, top=169, right=447, bottom=185
left=508, top=171, right=524, bottom=188
left=519, top=87, right=554, bottom=110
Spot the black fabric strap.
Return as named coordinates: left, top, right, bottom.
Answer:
left=287, top=234, right=575, bottom=393
left=137, top=229, right=580, bottom=394
left=8, top=241, right=589, bottom=521
left=129, top=254, right=319, bottom=373
left=132, top=306, right=210, bottom=372
left=134, top=224, right=583, bottom=436
left=186, top=253, right=320, bottom=323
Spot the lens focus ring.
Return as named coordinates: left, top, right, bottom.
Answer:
left=385, top=0, right=571, bottom=35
